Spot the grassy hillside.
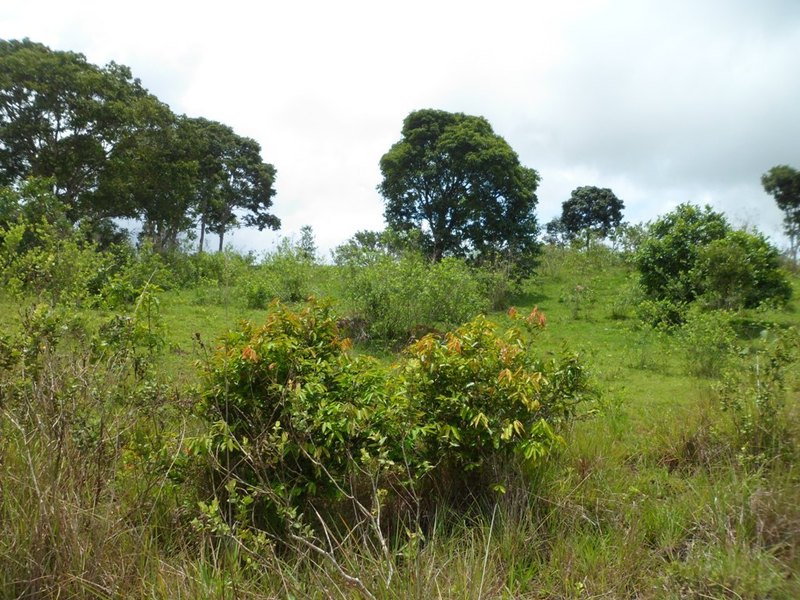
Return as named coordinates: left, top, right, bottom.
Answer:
left=1, top=245, right=798, bottom=599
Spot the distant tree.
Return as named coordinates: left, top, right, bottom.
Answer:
left=296, top=225, right=317, bottom=261
left=189, top=118, right=279, bottom=252
left=0, top=39, right=166, bottom=222
left=97, top=115, right=199, bottom=251
left=559, top=186, right=624, bottom=247
left=761, top=164, right=800, bottom=263
left=378, top=109, right=540, bottom=275
left=543, top=217, right=568, bottom=246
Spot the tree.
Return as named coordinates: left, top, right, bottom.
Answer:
left=378, top=109, right=540, bottom=274
left=559, top=186, right=624, bottom=247
left=761, top=164, right=800, bottom=263
left=0, top=39, right=166, bottom=222
left=636, top=203, right=790, bottom=310
left=97, top=114, right=200, bottom=251
left=189, top=118, right=279, bottom=252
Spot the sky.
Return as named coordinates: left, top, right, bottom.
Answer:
left=3, top=0, right=799, bottom=257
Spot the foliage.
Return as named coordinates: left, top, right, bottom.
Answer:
left=189, top=117, right=280, bottom=253
left=339, top=252, right=489, bottom=343
left=379, top=109, right=540, bottom=276
left=761, top=164, right=800, bottom=263
left=677, top=307, right=738, bottom=378
left=194, top=300, right=410, bottom=533
left=0, top=38, right=162, bottom=218
left=717, top=327, right=799, bottom=467
left=240, top=235, right=320, bottom=308
left=0, top=39, right=281, bottom=253
left=193, top=300, right=592, bottom=538
left=558, top=186, right=624, bottom=247
left=0, top=192, right=109, bottom=306
left=696, top=229, right=792, bottom=309
left=636, top=204, right=791, bottom=311
left=400, top=310, right=591, bottom=482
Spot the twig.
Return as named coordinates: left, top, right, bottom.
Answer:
left=288, top=533, right=377, bottom=600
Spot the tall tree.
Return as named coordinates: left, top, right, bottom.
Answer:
left=0, top=38, right=165, bottom=222
left=559, top=186, right=624, bottom=248
left=761, top=164, right=800, bottom=263
left=189, top=118, right=279, bottom=252
left=378, top=109, right=540, bottom=274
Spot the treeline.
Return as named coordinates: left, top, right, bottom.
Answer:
left=0, top=38, right=279, bottom=251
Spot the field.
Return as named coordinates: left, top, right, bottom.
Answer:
left=1, top=244, right=799, bottom=599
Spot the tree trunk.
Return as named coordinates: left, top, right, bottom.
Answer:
left=218, top=230, right=224, bottom=253
left=198, top=214, right=206, bottom=254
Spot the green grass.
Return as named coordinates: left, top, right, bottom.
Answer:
left=1, top=245, right=799, bottom=599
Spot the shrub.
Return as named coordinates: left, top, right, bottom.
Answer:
left=193, top=300, right=594, bottom=537
left=696, top=230, right=792, bottom=310
left=340, top=253, right=488, bottom=343
left=400, top=310, right=592, bottom=488
left=194, top=299, right=410, bottom=532
left=636, top=204, right=791, bottom=311
left=0, top=217, right=109, bottom=307
left=636, top=204, right=729, bottom=305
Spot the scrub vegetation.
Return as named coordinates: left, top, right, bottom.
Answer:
left=2, top=38, right=800, bottom=600
left=1, top=206, right=799, bottom=599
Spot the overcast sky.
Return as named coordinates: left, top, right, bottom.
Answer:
left=4, top=0, right=799, bottom=256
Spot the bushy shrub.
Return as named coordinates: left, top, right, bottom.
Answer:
left=400, top=310, right=591, bottom=481
left=340, top=253, right=489, bottom=343
left=0, top=217, right=109, bottom=306
left=636, top=204, right=791, bottom=311
left=636, top=204, right=729, bottom=305
left=192, top=300, right=594, bottom=537
left=696, top=230, right=792, bottom=310
left=194, top=299, right=411, bottom=531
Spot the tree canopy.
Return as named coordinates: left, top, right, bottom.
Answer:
left=761, top=164, right=800, bottom=262
left=378, top=109, right=540, bottom=274
left=0, top=38, right=279, bottom=251
left=557, top=186, right=624, bottom=247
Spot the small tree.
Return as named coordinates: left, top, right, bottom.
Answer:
left=761, top=165, right=800, bottom=263
left=636, top=203, right=791, bottom=311
left=559, top=186, right=624, bottom=248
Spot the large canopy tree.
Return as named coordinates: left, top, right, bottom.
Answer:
left=0, top=39, right=280, bottom=252
left=558, top=186, right=624, bottom=247
left=761, top=164, right=800, bottom=263
left=378, top=109, right=540, bottom=273
left=0, top=38, right=166, bottom=222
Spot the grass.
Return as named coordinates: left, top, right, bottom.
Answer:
left=1, top=244, right=799, bottom=598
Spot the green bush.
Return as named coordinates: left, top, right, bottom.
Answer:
left=636, top=204, right=791, bottom=311
left=340, top=253, right=489, bottom=343
left=0, top=217, right=108, bottom=307
left=696, top=230, right=792, bottom=310
left=193, top=300, right=593, bottom=537
left=400, top=310, right=592, bottom=483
